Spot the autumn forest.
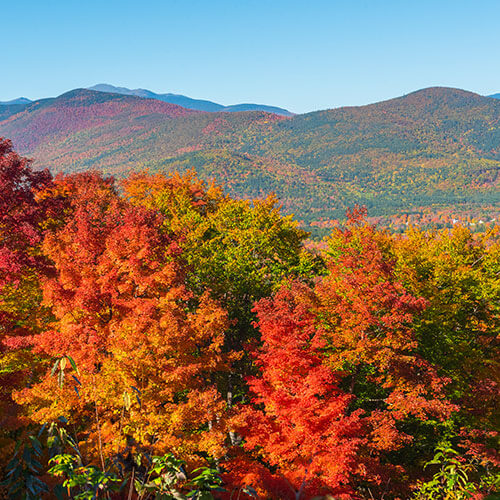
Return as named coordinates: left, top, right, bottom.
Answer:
left=0, top=136, right=498, bottom=499
left=1, top=87, right=499, bottom=238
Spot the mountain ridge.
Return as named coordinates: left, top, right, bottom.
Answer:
left=0, top=89, right=200, bottom=152
left=88, top=83, right=294, bottom=116
left=0, top=86, right=498, bottom=227
left=1, top=86, right=497, bottom=113
left=0, top=97, right=32, bottom=105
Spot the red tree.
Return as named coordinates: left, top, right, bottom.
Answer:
left=0, top=138, right=60, bottom=467
left=230, top=283, right=365, bottom=500
left=0, top=138, right=56, bottom=343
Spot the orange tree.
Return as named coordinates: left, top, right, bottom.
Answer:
left=15, top=172, right=233, bottom=473
left=227, top=282, right=365, bottom=500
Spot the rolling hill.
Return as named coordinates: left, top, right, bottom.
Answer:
left=0, top=86, right=498, bottom=228
left=88, top=84, right=293, bottom=116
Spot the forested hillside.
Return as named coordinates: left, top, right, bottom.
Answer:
left=0, top=87, right=498, bottom=226
left=0, top=139, right=498, bottom=499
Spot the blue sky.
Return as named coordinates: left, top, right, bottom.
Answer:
left=4, top=0, right=499, bottom=113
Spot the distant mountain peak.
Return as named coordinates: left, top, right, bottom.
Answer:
left=392, top=87, right=485, bottom=105
left=405, top=86, right=479, bottom=97
left=90, top=83, right=136, bottom=94
left=360, top=86, right=492, bottom=114
left=49, top=88, right=200, bottom=115
left=88, top=83, right=294, bottom=116
left=0, top=97, right=32, bottom=106
left=59, top=88, right=99, bottom=99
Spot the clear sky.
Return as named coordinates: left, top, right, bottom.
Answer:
left=4, top=0, right=500, bottom=113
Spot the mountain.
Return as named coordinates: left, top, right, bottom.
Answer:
left=88, top=84, right=294, bottom=116
left=489, top=93, right=500, bottom=99
left=0, top=88, right=198, bottom=153
left=0, top=97, right=32, bottom=105
left=0, top=86, right=498, bottom=228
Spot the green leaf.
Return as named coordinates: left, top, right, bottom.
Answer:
left=66, top=355, right=80, bottom=375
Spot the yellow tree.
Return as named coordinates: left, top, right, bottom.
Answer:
left=393, top=224, right=500, bottom=468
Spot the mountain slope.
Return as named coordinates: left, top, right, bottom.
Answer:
left=0, top=103, right=29, bottom=121
left=255, top=87, right=500, bottom=168
left=245, top=87, right=500, bottom=217
left=0, top=98, right=32, bottom=120
left=0, top=86, right=498, bottom=225
left=88, top=84, right=294, bottom=116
